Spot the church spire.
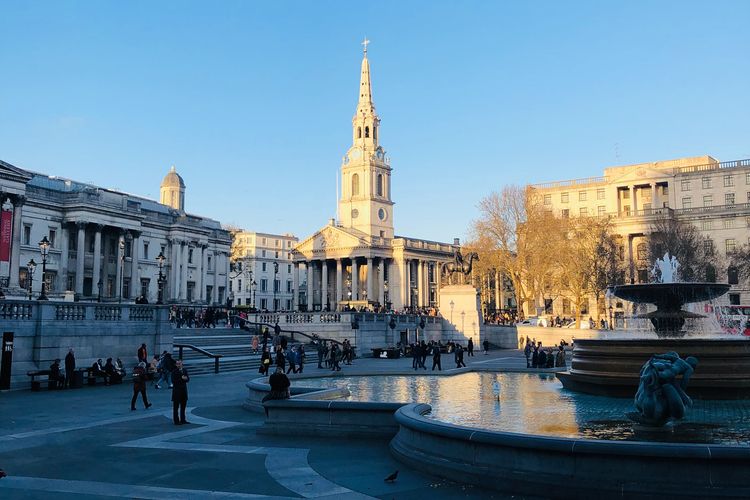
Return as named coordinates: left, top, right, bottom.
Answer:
left=353, top=38, right=379, bottom=148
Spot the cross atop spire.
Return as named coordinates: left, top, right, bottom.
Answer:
left=362, top=37, right=370, bottom=56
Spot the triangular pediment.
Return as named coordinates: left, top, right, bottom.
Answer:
left=0, top=159, right=33, bottom=184
left=292, top=225, right=367, bottom=258
left=608, top=165, right=670, bottom=185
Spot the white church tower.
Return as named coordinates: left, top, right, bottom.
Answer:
left=338, top=40, right=394, bottom=239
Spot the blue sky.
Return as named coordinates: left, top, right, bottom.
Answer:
left=2, top=1, right=749, bottom=242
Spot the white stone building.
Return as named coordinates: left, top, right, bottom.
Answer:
left=292, top=44, right=456, bottom=312
left=229, top=231, right=299, bottom=311
left=0, top=160, right=231, bottom=304
left=529, top=155, right=750, bottom=316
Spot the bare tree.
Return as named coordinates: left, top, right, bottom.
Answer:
left=647, top=215, right=719, bottom=282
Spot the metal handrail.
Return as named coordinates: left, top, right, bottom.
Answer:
left=173, top=343, right=222, bottom=373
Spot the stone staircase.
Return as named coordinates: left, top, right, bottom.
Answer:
left=172, top=327, right=318, bottom=376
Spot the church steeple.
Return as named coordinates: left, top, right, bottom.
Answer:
left=352, top=38, right=380, bottom=149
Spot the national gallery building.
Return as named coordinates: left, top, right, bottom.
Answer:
left=0, top=161, right=231, bottom=304
left=292, top=44, right=455, bottom=312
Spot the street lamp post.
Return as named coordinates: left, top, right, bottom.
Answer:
left=118, top=238, right=125, bottom=303
left=449, top=300, right=455, bottom=324
left=273, top=261, right=279, bottom=312
left=251, top=280, right=257, bottom=310
left=156, top=251, right=166, bottom=305
left=37, top=236, right=50, bottom=300
left=383, top=280, right=389, bottom=311
left=609, top=305, right=614, bottom=330
left=27, top=259, right=37, bottom=300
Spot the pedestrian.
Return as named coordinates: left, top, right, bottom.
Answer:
left=419, top=341, right=428, bottom=369
left=171, top=359, right=190, bottom=425
left=297, top=345, right=306, bottom=373
left=317, top=340, right=325, bottom=369
left=467, top=338, right=474, bottom=357
left=275, top=346, right=286, bottom=372
left=137, top=343, right=148, bottom=364
left=286, top=346, right=297, bottom=374
left=259, top=347, right=272, bottom=375
left=261, top=367, right=291, bottom=417
left=331, top=344, right=341, bottom=371
left=64, top=348, right=76, bottom=389
left=524, top=341, right=532, bottom=368
left=531, top=343, right=539, bottom=368
left=432, top=345, right=442, bottom=371
left=483, top=339, right=490, bottom=355
left=252, top=335, right=259, bottom=355
left=49, top=359, right=65, bottom=389
left=455, top=345, right=466, bottom=368
left=131, top=362, right=152, bottom=410
left=411, top=343, right=420, bottom=371
left=538, top=348, right=548, bottom=368
left=155, top=352, right=175, bottom=389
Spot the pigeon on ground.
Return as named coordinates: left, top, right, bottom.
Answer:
left=384, top=470, right=399, bottom=482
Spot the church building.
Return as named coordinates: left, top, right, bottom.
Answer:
left=292, top=43, right=455, bottom=311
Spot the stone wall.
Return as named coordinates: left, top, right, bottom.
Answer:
left=483, top=325, right=519, bottom=349
left=0, top=300, right=173, bottom=389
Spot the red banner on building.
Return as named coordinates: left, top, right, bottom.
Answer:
left=0, top=208, right=12, bottom=262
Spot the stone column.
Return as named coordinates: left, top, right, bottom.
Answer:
left=335, top=259, right=343, bottom=308
left=321, top=260, right=329, bottom=310
left=436, top=260, right=442, bottom=304
left=115, top=232, right=125, bottom=300
left=292, top=262, right=299, bottom=311
left=92, top=224, right=103, bottom=295
left=306, top=261, right=313, bottom=311
left=8, top=196, right=25, bottom=290
left=195, top=244, right=204, bottom=303
left=651, top=183, right=658, bottom=211
left=212, top=250, right=219, bottom=304
left=403, top=259, right=410, bottom=308
left=60, top=223, right=70, bottom=290
left=366, top=257, right=374, bottom=303
left=171, top=239, right=180, bottom=301
left=75, top=221, right=86, bottom=294
left=416, top=259, right=424, bottom=307
left=351, top=258, right=359, bottom=300
left=131, top=232, right=140, bottom=297
left=378, top=258, right=385, bottom=306
left=181, top=242, right=189, bottom=301
left=630, top=185, right=638, bottom=213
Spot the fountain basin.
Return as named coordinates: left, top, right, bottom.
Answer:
left=557, top=338, right=750, bottom=399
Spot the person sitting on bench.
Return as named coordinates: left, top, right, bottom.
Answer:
left=49, top=359, right=65, bottom=389
left=104, top=358, right=122, bottom=384
left=91, top=359, right=110, bottom=385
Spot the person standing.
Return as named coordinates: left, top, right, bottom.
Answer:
left=64, top=348, right=76, bottom=389
left=259, top=348, right=272, bottom=375
left=137, top=343, right=148, bottom=364
left=297, top=345, right=306, bottom=373
left=286, top=346, right=297, bottom=374
left=49, top=359, right=65, bottom=389
left=524, top=341, right=532, bottom=368
left=330, top=343, right=341, bottom=371
left=251, top=335, right=259, bottom=355
left=432, top=345, right=442, bottom=371
left=171, top=360, right=190, bottom=425
left=483, top=339, right=490, bottom=355
left=131, top=362, right=152, bottom=410
left=467, top=338, right=474, bottom=357
left=455, top=345, right=466, bottom=368
left=316, top=340, right=325, bottom=369
left=412, top=343, right=420, bottom=371
left=275, top=346, right=286, bottom=372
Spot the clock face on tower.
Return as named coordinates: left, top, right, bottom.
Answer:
left=350, top=148, right=362, bottom=161
left=378, top=208, right=387, bottom=221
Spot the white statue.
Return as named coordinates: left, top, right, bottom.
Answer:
left=652, top=252, right=680, bottom=283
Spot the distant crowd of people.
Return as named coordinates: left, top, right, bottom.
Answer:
left=521, top=337, right=567, bottom=369
left=484, top=310, right=518, bottom=325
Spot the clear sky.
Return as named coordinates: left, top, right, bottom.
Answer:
left=2, top=1, right=749, bottom=243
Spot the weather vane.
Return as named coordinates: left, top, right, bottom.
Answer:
left=362, top=37, right=370, bottom=55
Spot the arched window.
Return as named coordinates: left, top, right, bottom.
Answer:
left=636, top=242, right=647, bottom=260
left=351, top=173, right=360, bottom=196
left=357, top=127, right=362, bottom=139
left=365, top=126, right=369, bottom=138
left=377, top=174, right=383, bottom=196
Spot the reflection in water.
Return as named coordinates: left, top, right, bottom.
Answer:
left=296, top=373, right=750, bottom=445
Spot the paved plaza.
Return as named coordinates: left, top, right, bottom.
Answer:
left=0, top=349, right=535, bottom=499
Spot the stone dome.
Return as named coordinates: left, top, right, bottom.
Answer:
left=161, top=165, right=185, bottom=188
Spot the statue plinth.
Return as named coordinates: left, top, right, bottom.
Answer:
left=439, top=284, right=482, bottom=343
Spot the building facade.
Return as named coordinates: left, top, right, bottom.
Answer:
left=292, top=44, right=455, bottom=312
left=530, top=155, right=750, bottom=316
left=0, top=160, right=231, bottom=304
left=229, top=231, right=299, bottom=311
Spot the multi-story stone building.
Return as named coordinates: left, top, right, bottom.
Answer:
left=530, top=155, right=750, bottom=317
left=229, top=231, right=299, bottom=311
left=292, top=43, right=455, bottom=311
left=0, top=160, right=231, bottom=303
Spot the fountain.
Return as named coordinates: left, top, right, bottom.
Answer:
left=557, top=253, right=750, bottom=399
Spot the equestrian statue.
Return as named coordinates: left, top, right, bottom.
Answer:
left=441, top=249, right=479, bottom=285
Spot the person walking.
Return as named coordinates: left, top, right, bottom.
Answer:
left=155, top=352, right=175, bottom=389
left=455, top=345, right=466, bottom=368
left=137, top=343, right=148, bottom=364
left=411, top=343, right=420, bottom=371
left=467, top=338, right=474, bottom=357
left=431, top=345, right=442, bottom=371
left=555, top=345, right=566, bottom=368
left=131, top=362, right=152, bottom=410
left=286, top=346, right=297, bottom=374
left=171, top=359, right=190, bottom=425
left=524, top=341, right=532, bottom=368
left=483, top=339, right=490, bottom=355
left=330, top=344, right=341, bottom=371
left=64, top=348, right=76, bottom=389
left=297, top=345, right=306, bottom=373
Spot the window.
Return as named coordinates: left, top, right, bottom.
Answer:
left=636, top=242, right=647, bottom=260
left=286, top=280, right=292, bottom=293
left=19, top=268, right=29, bottom=290
left=187, top=248, right=193, bottom=264
left=622, top=189, right=630, bottom=199
left=726, top=239, right=737, bottom=254
left=287, top=240, right=291, bottom=248
left=123, top=278, right=130, bottom=299
left=365, top=126, right=369, bottom=138
left=561, top=192, right=569, bottom=203
left=637, top=269, right=649, bottom=283
left=723, top=218, right=735, bottom=229
left=125, top=241, right=132, bottom=258
left=682, top=197, right=692, bottom=209
left=596, top=188, right=605, bottom=200
left=286, top=299, right=292, bottom=310
left=662, top=185, right=669, bottom=195
left=67, top=274, right=75, bottom=292
left=728, top=267, right=739, bottom=285
left=729, top=293, right=741, bottom=306
left=706, top=265, right=717, bottom=283
left=262, top=237, right=266, bottom=245
left=357, top=127, right=361, bottom=139
left=681, top=179, right=691, bottom=191
left=275, top=251, right=279, bottom=259
left=48, top=229, right=56, bottom=248
left=260, top=298, right=268, bottom=310
left=275, top=239, right=280, bottom=247
left=351, top=173, right=360, bottom=196
left=623, top=205, right=631, bottom=216
left=207, top=255, right=212, bottom=270
left=702, top=177, right=712, bottom=189
left=579, top=191, right=587, bottom=202
left=377, top=174, right=384, bottom=196
left=703, top=195, right=713, bottom=207
left=261, top=279, right=268, bottom=292
left=262, top=250, right=266, bottom=257
left=140, top=278, right=149, bottom=299
left=143, top=241, right=149, bottom=260
left=598, top=206, right=606, bottom=216
left=703, top=239, right=714, bottom=256
left=237, top=279, right=242, bottom=291
left=701, top=220, right=712, bottom=231
left=229, top=281, right=233, bottom=293
left=262, top=262, right=267, bottom=272
left=724, top=175, right=734, bottom=187
left=543, top=194, right=551, bottom=205
left=746, top=172, right=750, bottom=185
left=561, top=209, right=569, bottom=218
left=725, top=193, right=735, bottom=205
left=579, top=207, right=588, bottom=216
left=287, top=264, right=292, bottom=273
left=274, top=279, right=280, bottom=293
left=23, top=225, right=31, bottom=245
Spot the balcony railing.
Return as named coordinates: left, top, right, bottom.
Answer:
left=676, top=158, right=750, bottom=174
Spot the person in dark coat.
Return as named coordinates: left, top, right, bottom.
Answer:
left=483, top=339, right=490, bottom=355
left=531, top=344, right=539, bottom=368
left=419, top=341, right=428, bottom=369
left=432, top=345, right=442, bottom=371
left=49, top=359, right=65, bottom=389
left=171, top=359, right=190, bottom=425
left=104, top=358, right=122, bottom=384
left=259, top=348, right=272, bottom=375
left=538, top=348, right=547, bottom=369
left=137, top=344, right=148, bottom=364
left=275, top=346, right=286, bottom=372
left=455, top=345, right=466, bottom=368
left=467, top=338, right=474, bottom=357
left=64, top=348, right=76, bottom=388
left=131, top=362, right=152, bottom=410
